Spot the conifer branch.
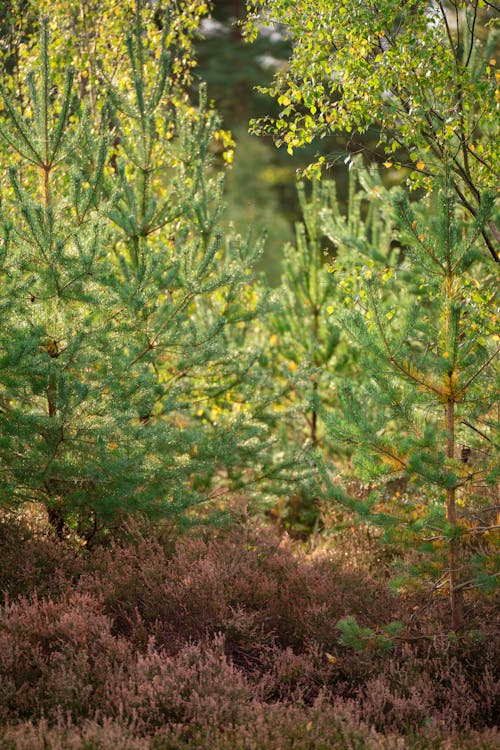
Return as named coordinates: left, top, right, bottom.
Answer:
left=367, top=281, right=442, bottom=396
left=457, top=346, right=499, bottom=394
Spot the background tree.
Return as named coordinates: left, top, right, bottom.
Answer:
left=1, top=0, right=397, bottom=284
left=265, top=166, right=398, bottom=532
left=245, top=0, right=500, bottom=263
left=0, top=0, right=207, bottom=98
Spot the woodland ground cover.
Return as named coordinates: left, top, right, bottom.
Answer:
left=0, top=514, right=498, bottom=749
left=0, top=1, right=498, bottom=747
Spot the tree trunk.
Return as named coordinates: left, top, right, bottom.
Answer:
left=446, top=398, right=465, bottom=630
left=47, top=503, right=65, bottom=539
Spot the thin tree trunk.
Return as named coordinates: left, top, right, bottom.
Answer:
left=446, top=398, right=465, bottom=630
left=311, top=379, right=318, bottom=447
left=311, top=304, right=319, bottom=448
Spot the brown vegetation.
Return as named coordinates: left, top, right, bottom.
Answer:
left=0, top=515, right=497, bottom=749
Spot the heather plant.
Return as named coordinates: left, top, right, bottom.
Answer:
left=0, top=522, right=498, bottom=748
left=75, top=521, right=397, bottom=654
left=356, top=650, right=499, bottom=732
left=1, top=720, right=151, bottom=750
left=2, top=722, right=499, bottom=750
left=0, top=513, right=85, bottom=601
left=0, top=591, right=130, bottom=722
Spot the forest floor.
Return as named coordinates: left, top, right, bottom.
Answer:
left=0, top=508, right=498, bottom=750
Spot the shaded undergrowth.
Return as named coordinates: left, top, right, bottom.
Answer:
left=0, top=515, right=498, bottom=749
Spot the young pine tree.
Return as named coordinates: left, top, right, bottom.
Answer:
left=267, top=168, right=396, bottom=532
left=0, top=13, right=280, bottom=540
left=320, top=181, right=498, bottom=631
